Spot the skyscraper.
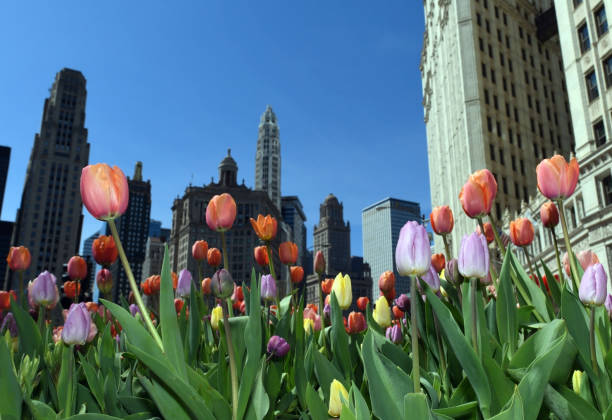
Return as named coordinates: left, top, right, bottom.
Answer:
left=82, top=232, right=98, bottom=258
left=281, top=196, right=307, bottom=267
left=6, top=69, right=90, bottom=289
left=0, top=146, right=12, bottom=288
left=255, top=106, right=281, bottom=211
left=109, top=162, right=151, bottom=301
left=313, top=194, right=351, bottom=276
left=362, top=198, right=422, bottom=298
left=421, top=1, right=574, bottom=255
left=0, top=146, right=11, bottom=213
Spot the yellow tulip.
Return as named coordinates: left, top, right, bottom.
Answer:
left=372, top=295, right=391, bottom=328
left=572, top=370, right=584, bottom=394
left=304, top=318, right=314, bottom=334
left=331, top=272, right=352, bottom=310
left=328, top=379, right=348, bottom=417
left=211, top=306, right=223, bottom=330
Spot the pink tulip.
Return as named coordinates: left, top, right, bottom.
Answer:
left=563, top=250, right=599, bottom=276
left=536, top=155, right=579, bottom=200
left=80, top=164, right=129, bottom=220
left=206, top=193, right=237, bottom=232
left=459, top=169, right=497, bottom=218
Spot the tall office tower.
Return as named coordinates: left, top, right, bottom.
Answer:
left=142, top=224, right=170, bottom=282
left=281, top=196, right=307, bottom=266
left=0, top=146, right=12, bottom=288
left=362, top=198, right=422, bottom=298
left=313, top=194, right=351, bottom=276
left=421, top=0, right=574, bottom=256
left=0, top=146, right=11, bottom=213
left=82, top=232, right=98, bottom=258
left=109, top=162, right=151, bottom=302
left=255, top=106, right=281, bottom=211
left=149, top=219, right=162, bottom=238
left=6, top=69, right=90, bottom=290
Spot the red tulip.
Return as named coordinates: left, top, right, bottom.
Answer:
left=431, top=253, right=445, bottom=274
left=540, top=201, right=559, bottom=228
left=7, top=246, right=31, bottom=271
left=430, top=206, right=454, bottom=235
left=392, top=305, right=404, bottom=319
left=96, top=268, right=113, bottom=295
left=207, top=248, right=222, bottom=267
left=356, top=296, right=369, bottom=311
left=171, top=272, right=178, bottom=289
left=80, top=163, right=129, bottom=220
left=174, top=298, right=185, bottom=314
left=92, top=235, right=118, bottom=266
left=379, top=271, right=395, bottom=294
left=0, top=290, right=16, bottom=311
left=141, top=278, right=152, bottom=295
left=509, top=218, right=535, bottom=247
left=206, top=193, right=237, bottom=232
left=201, top=277, right=212, bottom=295
left=347, top=311, right=366, bottom=334
left=476, top=222, right=495, bottom=244
left=254, top=246, right=269, bottom=266
left=150, top=275, right=161, bottom=294
left=536, top=155, right=579, bottom=200
left=321, top=278, right=334, bottom=295
left=67, top=256, right=87, bottom=281
left=290, top=266, right=304, bottom=284
left=64, top=280, right=81, bottom=299
left=383, top=288, right=396, bottom=303
left=192, top=240, right=209, bottom=261
left=459, top=169, right=497, bottom=218
left=232, top=285, right=244, bottom=302
left=249, top=214, right=278, bottom=241
left=279, top=242, right=298, bottom=265
left=314, top=251, right=326, bottom=275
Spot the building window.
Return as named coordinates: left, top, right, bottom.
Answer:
left=594, top=120, right=606, bottom=146
left=603, top=55, right=612, bottom=87
left=578, top=23, right=591, bottom=53
left=574, top=0, right=583, bottom=7
left=595, top=6, right=608, bottom=37
left=601, top=175, right=612, bottom=206
left=586, top=70, right=599, bottom=101
left=490, top=144, right=496, bottom=160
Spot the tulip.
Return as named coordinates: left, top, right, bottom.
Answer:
left=175, top=269, right=192, bottom=298
left=206, top=193, right=237, bottom=232
left=431, top=253, right=445, bottom=274
left=171, top=272, right=178, bottom=289
left=174, top=298, right=185, bottom=314
left=476, top=222, right=495, bottom=244
left=328, top=380, right=349, bottom=417
left=96, top=268, right=113, bottom=295
left=356, top=296, right=369, bottom=311
left=386, top=324, right=403, bottom=344
left=201, top=277, right=212, bottom=295
left=67, top=256, right=87, bottom=281
left=430, top=205, right=454, bottom=235
left=267, top=335, right=290, bottom=358
left=239, top=300, right=246, bottom=314
left=61, top=303, right=92, bottom=345
left=509, top=218, right=535, bottom=247
left=261, top=274, right=276, bottom=301
left=395, top=294, right=410, bottom=312
left=290, top=266, right=304, bottom=284
left=303, top=318, right=315, bottom=334
left=378, top=270, right=395, bottom=294
left=141, top=278, right=152, bottom=295
left=0, top=290, right=16, bottom=312
left=383, top=287, right=396, bottom=303
left=210, top=306, right=223, bottom=329
left=232, top=285, right=244, bottom=302
left=347, top=311, right=366, bottom=334
left=0, top=312, right=17, bottom=338
left=30, top=271, right=59, bottom=307
left=254, top=246, right=269, bottom=266
left=572, top=370, right=585, bottom=395
left=64, top=281, right=81, bottom=300
left=207, top=248, right=222, bottom=267
left=373, top=295, right=391, bottom=328
left=323, top=303, right=331, bottom=319
left=314, top=251, right=326, bottom=275
left=307, top=303, right=318, bottom=314
left=331, top=272, right=352, bottom=310
left=192, top=240, right=209, bottom=261
left=604, top=294, right=612, bottom=319
left=540, top=202, right=560, bottom=228
left=419, top=265, right=441, bottom=293
left=458, top=233, right=489, bottom=279
left=87, top=322, right=98, bottom=343
left=536, top=155, right=579, bottom=200
left=279, top=242, right=298, bottom=265
left=129, top=304, right=141, bottom=317
left=445, top=258, right=461, bottom=285
left=563, top=250, right=599, bottom=276
left=395, top=221, right=431, bottom=276
left=7, top=246, right=31, bottom=271
left=459, top=169, right=497, bottom=218
left=80, top=164, right=129, bottom=220
left=392, top=305, right=404, bottom=319
left=91, top=235, right=118, bottom=266
left=579, top=263, right=607, bottom=305
left=321, top=278, right=334, bottom=295
left=303, top=307, right=321, bottom=331
left=249, top=214, right=277, bottom=241
left=211, top=269, right=234, bottom=298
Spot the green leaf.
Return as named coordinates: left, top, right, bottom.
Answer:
left=432, top=401, right=478, bottom=417
left=508, top=249, right=551, bottom=322
left=403, top=393, right=433, bottom=420
left=28, top=400, right=57, bottom=420
left=313, top=347, right=348, bottom=403
left=0, top=338, right=22, bottom=419
left=57, top=346, right=76, bottom=418
left=185, top=366, right=232, bottom=419
left=543, top=384, right=601, bottom=420
left=293, top=297, right=307, bottom=409
left=425, top=288, right=491, bottom=418
left=306, top=384, right=328, bottom=420
left=137, top=374, right=191, bottom=420
left=187, top=280, right=201, bottom=365
left=76, top=383, right=101, bottom=414
left=78, top=355, right=105, bottom=412
left=488, top=388, right=524, bottom=420
left=65, top=415, right=125, bottom=420
left=159, top=244, right=188, bottom=381
left=330, top=291, right=352, bottom=379
left=496, top=250, right=518, bottom=355
left=541, top=261, right=561, bottom=310
left=251, top=359, right=269, bottom=420
left=10, top=298, right=43, bottom=357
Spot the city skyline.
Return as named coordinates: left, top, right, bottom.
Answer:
left=0, top=1, right=427, bottom=259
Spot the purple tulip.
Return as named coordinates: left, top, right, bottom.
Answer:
left=0, top=312, right=18, bottom=338
left=211, top=269, right=234, bottom=298
left=419, top=265, right=440, bottom=293
left=323, top=303, right=331, bottom=319
left=605, top=294, right=612, bottom=319
left=395, top=221, right=431, bottom=277
left=267, top=335, right=290, bottom=358
left=61, top=303, right=91, bottom=345
left=445, top=258, right=461, bottom=285
left=175, top=269, right=192, bottom=298
left=579, top=263, right=607, bottom=306
left=385, top=324, right=402, bottom=344
left=129, top=304, right=141, bottom=317
left=261, top=274, right=276, bottom=301
left=458, top=232, right=489, bottom=279
left=395, top=294, right=410, bottom=312
left=29, top=271, right=59, bottom=307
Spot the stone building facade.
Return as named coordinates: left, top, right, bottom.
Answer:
left=255, top=106, right=281, bottom=212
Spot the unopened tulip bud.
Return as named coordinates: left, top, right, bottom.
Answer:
left=379, top=270, right=395, bottom=294
left=459, top=169, right=497, bottom=218
left=279, top=242, right=298, bottom=265
left=572, top=370, right=585, bottom=395
left=430, top=205, right=454, bottom=235
left=0, top=290, right=16, bottom=312
left=396, top=221, right=431, bottom=276
left=386, top=324, right=402, bottom=344
left=61, top=303, right=91, bottom=345
left=347, top=311, right=366, bottom=334
left=509, top=218, right=535, bottom=247
left=321, top=278, right=334, bottom=295
left=210, top=306, right=223, bottom=329
left=394, top=293, right=410, bottom=312
left=267, top=335, right=290, bottom=358
left=540, top=202, right=559, bottom=228
left=331, top=273, right=352, bottom=310
left=63, top=280, right=81, bottom=300
left=303, top=318, right=315, bottom=334
left=232, top=285, right=244, bottom=302
left=174, top=298, right=185, bottom=315
left=92, top=235, right=118, bottom=266
left=605, top=294, right=612, bottom=319
left=80, top=164, right=129, bottom=221
left=419, top=265, right=441, bottom=293
left=261, top=274, right=276, bottom=301
left=328, top=380, right=349, bottom=417
left=96, top=268, right=113, bottom=295
left=314, top=251, right=326, bottom=275
left=7, top=246, right=31, bottom=271
left=579, top=263, right=607, bottom=306
left=373, top=295, right=391, bottom=328
left=253, top=246, right=269, bottom=266
left=175, top=269, right=192, bottom=298
left=201, top=277, right=212, bottom=295
left=431, top=253, right=445, bottom=274
left=445, top=258, right=462, bottom=285
left=392, top=305, right=404, bottom=319
left=536, top=155, right=579, bottom=200
left=211, top=269, right=234, bottom=298
left=476, top=222, right=495, bottom=244
left=30, top=271, right=59, bottom=307
left=356, top=296, right=369, bottom=311
left=129, top=304, right=141, bottom=317
left=0, top=312, right=17, bottom=338
left=290, top=266, right=304, bottom=284
left=206, top=193, right=237, bottom=232
left=207, top=248, right=222, bottom=268
left=458, top=232, right=489, bottom=279
left=192, top=240, right=209, bottom=261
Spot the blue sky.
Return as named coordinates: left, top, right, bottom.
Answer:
left=0, top=1, right=428, bottom=257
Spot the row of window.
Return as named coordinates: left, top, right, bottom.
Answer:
left=578, top=5, right=608, bottom=54
left=585, top=55, right=612, bottom=101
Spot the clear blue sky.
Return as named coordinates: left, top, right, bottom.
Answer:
left=0, top=1, right=428, bottom=257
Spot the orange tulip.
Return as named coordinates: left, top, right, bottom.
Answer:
left=64, top=280, right=81, bottom=299
left=321, top=278, right=334, bottom=295
left=192, top=240, right=209, bottom=261
left=392, top=305, right=404, bottom=319
left=254, top=246, right=269, bottom=266
left=207, top=248, right=222, bottom=267
left=431, top=253, right=445, bottom=274
left=142, top=278, right=152, bottom=295
left=250, top=214, right=278, bottom=241
left=201, top=277, right=212, bottom=295
left=306, top=303, right=319, bottom=314
left=540, top=201, right=559, bottom=228
left=80, top=163, right=129, bottom=220
left=67, top=256, right=87, bottom=280
left=279, top=242, right=298, bottom=265
left=459, top=169, right=497, bottom=218
left=347, top=311, right=366, bottom=334
left=356, top=296, right=369, bottom=311
left=383, top=288, right=396, bottom=303
left=430, top=206, right=454, bottom=235
left=232, top=285, right=244, bottom=302
left=509, top=218, right=535, bottom=247
left=150, top=275, right=161, bottom=294
left=536, top=155, right=579, bottom=200
left=476, top=222, right=495, bottom=244
left=379, top=271, right=395, bottom=294
left=0, top=290, right=16, bottom=311
left=206, top=193, right=236, bottom=232
left=7, top=246, right=31, bottom=271
left=92, top=235, right=118, bottom=266
left=290, top=266, right=304, bottom=284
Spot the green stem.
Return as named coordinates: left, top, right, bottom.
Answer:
left=477, top=218, right=498, bottom=287
left=411, top=276, right=420, bottom=393
left=488, top=215, right=506, bottom=257
left=523, top=247, right=536, bottom=283
left=222, top=300, right=239, bottom=420
left=470, top=278, right=478, bottom=353
left=38, top=306, right=46, bottom=336
left=265, top=243, right=279, bottom=310
left=18, top=270, right=24, bottom=309
left=74, top=279, right=80, bottom=304
left=108, top=219, right=163, bottom=350
left=590, top=307, right=598, bottom=376
left=551, top=230, right=564, bottom=286
left=442, top=234, right=452, bottom=261
left=433, top=313, right=448, bottom=395
left=557, top=199, right=580, bottom=292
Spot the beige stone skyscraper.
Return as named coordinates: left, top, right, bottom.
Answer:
left=6, top=69, right=90, bottom=289
left=422, top=0, right=574, bottom=254
left=255, top=106, right=281, bottom=211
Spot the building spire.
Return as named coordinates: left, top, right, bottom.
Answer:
left=255, top=105, right=281, bottom=211
left=134, top=161, right=143, bottom=181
